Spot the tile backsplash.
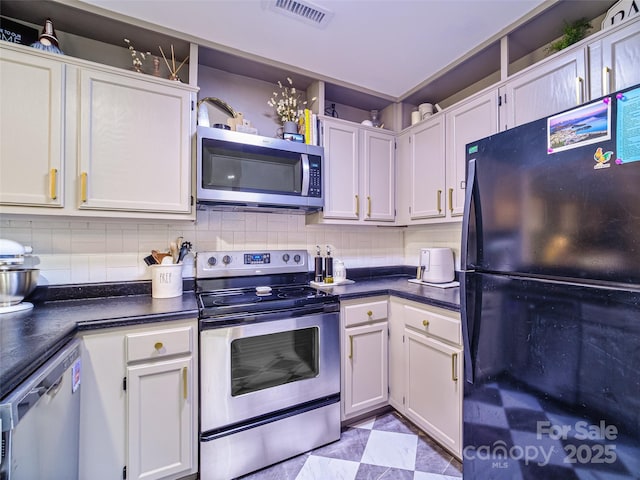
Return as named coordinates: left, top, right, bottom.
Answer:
left=1, top=210, right=414, bottom=286
left=404, top=223, right=463, bottom=270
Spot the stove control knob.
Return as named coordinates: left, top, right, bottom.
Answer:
left=222, top=255, right=232, bottom=265
left=282, top=253, right=290, bottom=262
left=293, top=254, right=301, bottom=263
left=207, top=256, right=217, bottom=266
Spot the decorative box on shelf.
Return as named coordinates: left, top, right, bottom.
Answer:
left=0, top=17, right=38, bottom=46
left=283, top=132, right=305, bottom=143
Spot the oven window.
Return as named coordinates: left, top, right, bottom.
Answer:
left=230, top=327, right=319, bottom=396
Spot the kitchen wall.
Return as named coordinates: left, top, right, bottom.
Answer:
left=0, top=210, right=415, bottom=286
left=1, top=211, right=462, bottom=286
left=404, top=223, right=463, bottom=270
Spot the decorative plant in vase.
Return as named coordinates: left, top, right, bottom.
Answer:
left=546, top=18, right=591, bottom=53
left=124, top=38, right=150, bottom=72
left=268, top=77, right=315, bottom=134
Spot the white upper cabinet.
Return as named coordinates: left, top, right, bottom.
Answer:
left=589, top=17, right=640, bottom=98
left=362, top=129, right=395, bottom=222
left=395, top=115, right=446, bottom=224
left=410, top=116, right=446, bottom=220
left=0, top=43, right=197, bottom=220
left=320, top=119, right=360, bottom=220
left=501, top=47, right=587, bottom=129
left=77, top=67, right=192, bottom=214
left=445, top=90, right=499, bottom=217
left=309, top=117, right=395, bottom=225
left=0, top=47, right=64, bottom=208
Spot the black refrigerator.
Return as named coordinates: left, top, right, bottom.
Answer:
left=461, top=84, right=640, bottom=479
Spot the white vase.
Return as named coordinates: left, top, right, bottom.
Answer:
left=283, top=121, right=297, bottom=134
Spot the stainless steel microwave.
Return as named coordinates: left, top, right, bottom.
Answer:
left=196, top=126, right=324, bottom=212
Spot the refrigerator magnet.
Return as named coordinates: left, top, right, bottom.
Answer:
left=548, top=99, right=611, bottom=154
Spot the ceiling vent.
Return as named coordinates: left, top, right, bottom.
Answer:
left=266, top=0, right=334, bottom=28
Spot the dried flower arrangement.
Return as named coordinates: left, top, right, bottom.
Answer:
left=124, top=38, right=150, bottom=72
left=268, top=77, right=316, bottom=124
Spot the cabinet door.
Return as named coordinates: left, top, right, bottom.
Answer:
left=0, top=48, right=64, bottom=207
left=127, top=356, right=194, bottom=480
left=502, top=48, right=586, bottom=129
left=343, top=322, right=389, bottom=418
left=77, top=68, right=191, bottom=213
left=322, top=119, right=360, bottom=219
left=79, top=330, right=127, bottom=480
left=388, top=299, right=405, bottom=410
left=410, top=117, right=446, bottom=219
left=445, top=90, right=498, bottom=217
left=362, top=129, right=395, bottom=222
left=601, top=21, right=640, bottom=95
left=394, top=131, right=411, bottom=225
left=405, top=329, right=462, bottom=457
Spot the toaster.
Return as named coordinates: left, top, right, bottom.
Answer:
left=418, top=247, right=455, bottom=283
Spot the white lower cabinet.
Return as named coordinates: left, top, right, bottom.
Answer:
left=341, top=297, right=389, bottom=420
left=79, top=319, right=198, bottom=480
left=389, top=297, right=463, bottom=458
left=405, top=329, right=462, bottom=457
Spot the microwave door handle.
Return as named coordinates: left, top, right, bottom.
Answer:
left=301, top=154, right=310, bottom=196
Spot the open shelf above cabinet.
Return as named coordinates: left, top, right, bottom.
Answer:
left=1, top=0, right=619, bottom=131
left=1, top=0, right=191, bottom=81
left=400, top=0, right=614, bottom=108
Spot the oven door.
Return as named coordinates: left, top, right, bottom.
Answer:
left=200, top=311, right=339, bottom=431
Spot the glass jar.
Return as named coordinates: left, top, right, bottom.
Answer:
left=370, top=109, right=381, bottom=128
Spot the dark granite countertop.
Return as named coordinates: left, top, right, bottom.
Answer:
left=1, top=270, right=458, bottom=401
left=0, top=291, right=198, bottom=400
left=317, top=275, right=460, bottom=311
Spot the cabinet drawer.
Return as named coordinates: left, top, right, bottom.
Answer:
left=404, top=304, right=460, bottom=345
left=126, top=326, right=193, bottom=363
left=344, top=300, right=388, bottom=327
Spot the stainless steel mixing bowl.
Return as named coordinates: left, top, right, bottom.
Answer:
left=0, top=268, right=39, bottom=306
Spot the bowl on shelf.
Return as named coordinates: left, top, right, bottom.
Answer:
left=0, top=268, right=39, bottom=306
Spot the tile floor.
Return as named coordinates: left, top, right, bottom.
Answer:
left=238, top=410, right=463, bottom=480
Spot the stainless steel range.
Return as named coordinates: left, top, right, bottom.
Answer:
left=196, top=250, right=340, bottom=480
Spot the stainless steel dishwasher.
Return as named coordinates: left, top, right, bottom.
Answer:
left=0, top=339, right=81, bottom=479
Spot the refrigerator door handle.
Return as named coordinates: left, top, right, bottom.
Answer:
left=460, top=159, right=479, bottom=384
left=461, top=159, right=477, bottom=271
left=460, top=272, right=475, bottom=384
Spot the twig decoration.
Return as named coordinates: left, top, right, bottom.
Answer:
left=158, top=45, right=189, bottom=80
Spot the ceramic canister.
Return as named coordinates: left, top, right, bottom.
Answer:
left=419, top=103, right=434, bottom=120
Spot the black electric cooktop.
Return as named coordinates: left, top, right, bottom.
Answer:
left=198, top=284, right=338, bottom=321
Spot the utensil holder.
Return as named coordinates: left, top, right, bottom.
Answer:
left=151, top=264, right=183, bottom=298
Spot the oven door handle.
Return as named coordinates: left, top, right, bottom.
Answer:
left=200, top=394, right=340, bottom=442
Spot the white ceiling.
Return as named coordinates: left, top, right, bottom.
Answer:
left=78, top=0, right=547, bottom=98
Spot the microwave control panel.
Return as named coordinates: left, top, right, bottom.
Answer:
left=309, top=159, right=321, bottom=197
